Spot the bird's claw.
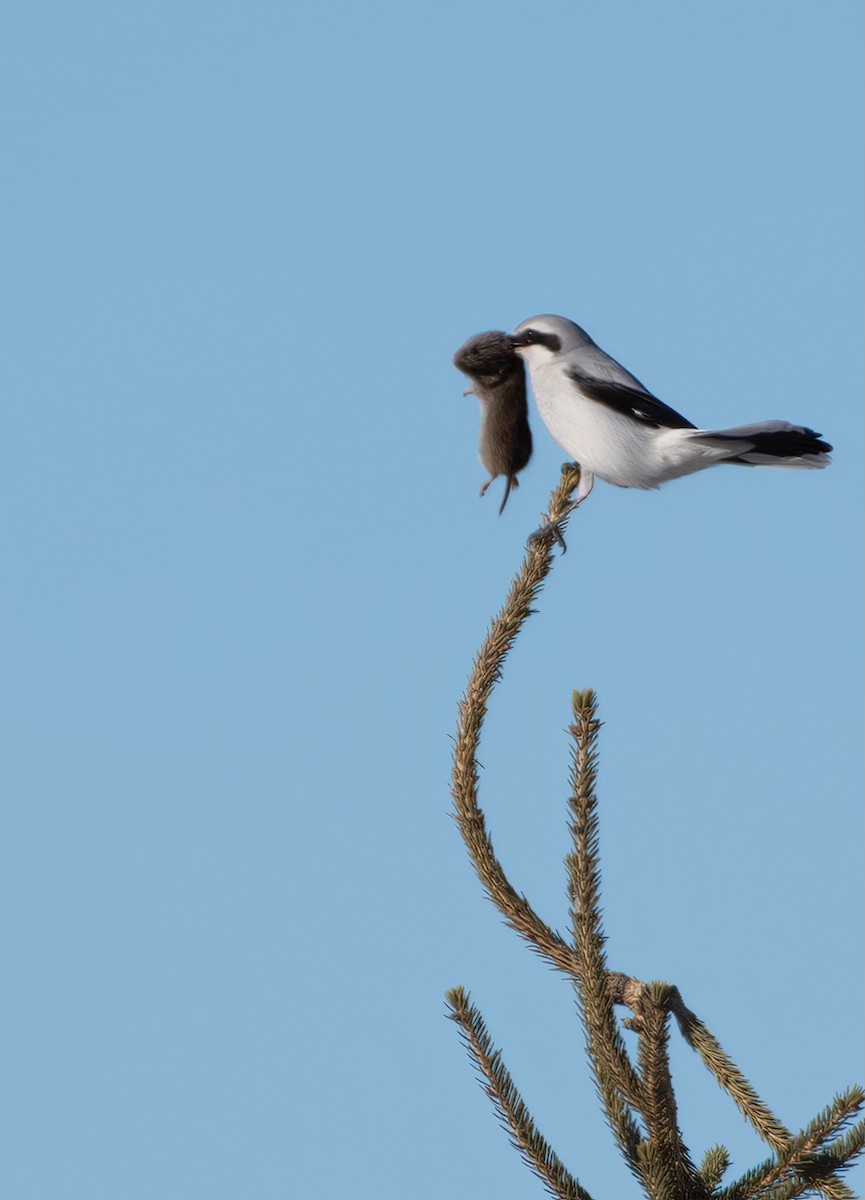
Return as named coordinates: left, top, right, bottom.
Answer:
left=528, top=513, right=569, bottom=554
left=528, top=498, right=581, bottom=554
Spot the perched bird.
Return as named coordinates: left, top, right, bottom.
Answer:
left=453, top=330, right=533, bottom=514
left=511, top=314, right=832, bottom=506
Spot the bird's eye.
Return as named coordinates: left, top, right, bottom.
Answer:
left=524, top=330, right=536, bottom=344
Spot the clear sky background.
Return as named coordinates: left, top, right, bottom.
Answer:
left=1, top=3, right=862, bottom=1197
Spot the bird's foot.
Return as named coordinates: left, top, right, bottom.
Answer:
left=528, top=466, right=591, bottom=552
left=479, top=477, right=493, bottom=498
left=528, top=501, right=579, bottom=554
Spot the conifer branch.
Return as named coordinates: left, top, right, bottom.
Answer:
left=809, top=1173, right=859, bottom=1200
left=636, top=983, right=704, bottom=1200
left=762, top=1174, right=855, bottom=1200
left=668, top=997, right=858, bottom=1200
left=801, top=1121, right=865, bottom=1192
left=445, top=986, right=594, bottom=1200
left=699, top=1145, right=732, bottom=1192
left=445, top=467, right=862, bottom=1200
left=450, top=465, right=585, bottom=977
left=668, top=996, right=790, bottom=1152
left=719, top=1089, right=865, bottom=1200
left=566, top=690, right=646, bottom=1179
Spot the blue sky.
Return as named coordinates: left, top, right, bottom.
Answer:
left=1, top=2, right=862, bottom=1197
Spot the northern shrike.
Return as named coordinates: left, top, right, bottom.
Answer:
left=453, top=331, right=533, bottom=514
left=511, top=314, right=832, bottom=506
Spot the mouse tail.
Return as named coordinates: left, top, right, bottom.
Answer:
left=498, top=475, right=515, bottom=515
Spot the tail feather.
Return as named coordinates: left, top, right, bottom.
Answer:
left=687, top=421, right=832, bottom=469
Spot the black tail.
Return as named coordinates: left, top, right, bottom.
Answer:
left=697, top=421, right=833, bottom=468
left=729, top=427, right=833, bottom=460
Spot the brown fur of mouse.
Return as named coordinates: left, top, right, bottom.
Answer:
left=453, top=330, right=533, bottom=514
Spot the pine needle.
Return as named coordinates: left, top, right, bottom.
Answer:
left=446, top=987, right=594, bottom=1200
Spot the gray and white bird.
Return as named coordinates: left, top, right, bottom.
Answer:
left=511, top=314, right=832, bottom=506
left=453, top=330, right=533, bottom=514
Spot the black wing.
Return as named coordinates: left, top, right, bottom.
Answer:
left=566, top=367, right=696, bottom=430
